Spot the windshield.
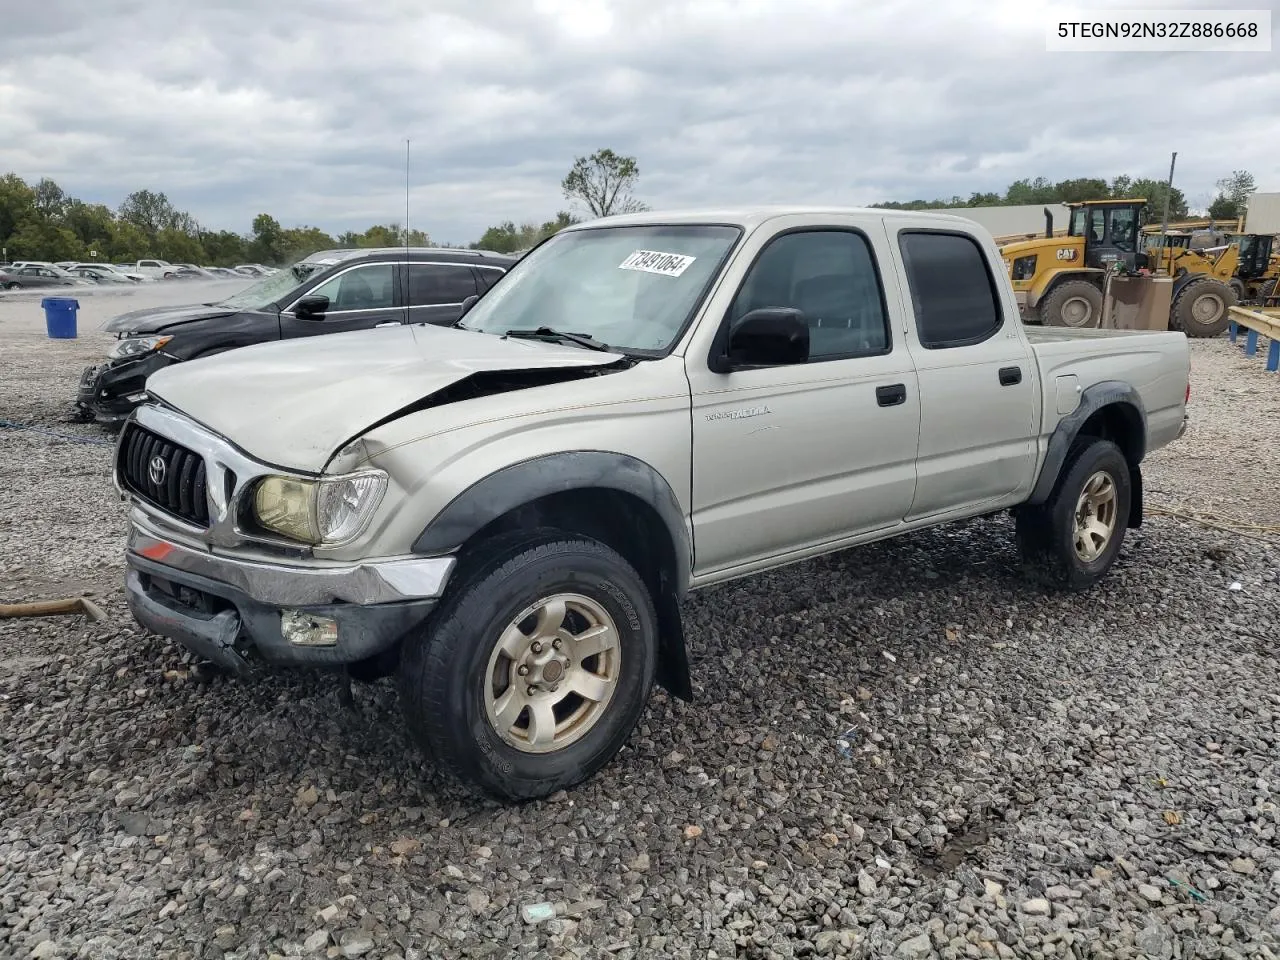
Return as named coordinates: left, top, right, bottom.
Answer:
left=215, top=261, right=324, bottom=310
left=458, top=224, right=742, bottom=353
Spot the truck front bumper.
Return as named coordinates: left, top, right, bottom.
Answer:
left=125, top=520, right=454, bottom=675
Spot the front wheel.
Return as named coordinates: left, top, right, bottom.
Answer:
left=398, top=535, right=658, bottom=800
left=1015, top=438, right=1131, bottom=590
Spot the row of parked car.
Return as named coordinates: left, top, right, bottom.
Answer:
left=0, top=259, right=276, bottom=290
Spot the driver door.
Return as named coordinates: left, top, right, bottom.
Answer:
left=279, top=262, right=406, bottom=338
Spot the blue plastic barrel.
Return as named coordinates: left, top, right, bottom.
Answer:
left=42, top=297, right=79, bottom=339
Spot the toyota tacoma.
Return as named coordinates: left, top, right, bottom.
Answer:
left=114, top=207, right=1191, bottom=800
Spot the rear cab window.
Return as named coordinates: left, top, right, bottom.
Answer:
left=898, top=231, right=1005, bottom=349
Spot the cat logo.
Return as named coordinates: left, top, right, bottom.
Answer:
left=1056, top=248, right=1079, bottom=261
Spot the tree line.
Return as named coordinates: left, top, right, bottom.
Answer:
left=1, top=151, right=1261, bottom=266
left=0, top=174, right=430, bottom=267
left=873, top=170, right=1258, bottom=223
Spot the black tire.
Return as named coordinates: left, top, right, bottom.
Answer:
left=1039, top=280, right=1103, bottom=328
left=398, top=534, right=658, bottom=800
left=2, top=282, right=20, bottom=290
left=1170, top=278, right=1234, bottom=337
left=1260, top=278, right=1278, bottom=305
left=1015, top=438, right=1131, bottom=591
left=1229, top=277, right=1246, bottom=302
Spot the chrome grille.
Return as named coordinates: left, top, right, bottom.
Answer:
left=118, top=423, right=210, bottom=527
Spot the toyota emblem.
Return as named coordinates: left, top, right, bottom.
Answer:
left=148, top=455, right=167, bottom=486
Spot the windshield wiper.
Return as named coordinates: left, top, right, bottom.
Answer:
left=502, top=326, right=612, bottom=352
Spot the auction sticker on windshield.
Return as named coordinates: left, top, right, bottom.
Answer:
left=619, top=250, right=696, bottom=277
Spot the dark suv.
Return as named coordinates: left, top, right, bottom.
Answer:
left=76, top=247, right=515, bottom=423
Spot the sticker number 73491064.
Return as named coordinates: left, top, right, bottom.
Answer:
left=619, top=250, right=697, bottom=277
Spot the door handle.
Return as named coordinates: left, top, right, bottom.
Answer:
left=999, top=366, right=1022, bottom=386
left=875, top=383, right=907, bottom=407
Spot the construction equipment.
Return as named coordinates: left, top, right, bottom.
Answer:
left=1000, top=198, right=1239, bottom=337
left=1228, top=233, right=1279, bottom=303
left=1141, top=220, right=1279, bottom=303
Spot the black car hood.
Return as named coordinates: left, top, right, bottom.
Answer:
left=101, top=303, right=244, bottom=334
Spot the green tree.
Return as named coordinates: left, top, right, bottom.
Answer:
left=280, top=225, right=336, bottom=263
left=967, top=192, right=1003, bottom=207
left=248, top=213, right=284, bottom=264
left=65, top=201, right=116, bottom=252
left=105, top=220, right=150, bottom=261
left=0, top=173, right=36, bottom=252
left=1114, top=177, right=1188, bottom=221
left=199, top=229, right=249, bottom=266
left=1004, top=177, right=1058, bottom=205
left=472, top=211, right=580, bottom=253
left=563, top=149, right=647, bottom=218
left=32, top=178, right=69, bottom=221
left=155, top=225, right=206, bottom=264
left=353, top=223, right=429, bottom=248
left=6, top=220, right=83, bottom=261
left=118, top=189, right=178, bottom=239
left=1053, top=177, right=1110, bottom=203
left=1207, top=169, right=1256, bottom=220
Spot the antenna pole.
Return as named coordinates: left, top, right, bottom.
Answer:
left=405, top=138, right=411, bottom=252
left=1158, top=150, right=1176, bottom=258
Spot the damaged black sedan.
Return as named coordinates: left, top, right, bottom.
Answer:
left=75, top=246, right=515, bottom=424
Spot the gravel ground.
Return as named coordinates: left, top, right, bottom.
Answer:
left=2, top=291, right=1278, bottom=960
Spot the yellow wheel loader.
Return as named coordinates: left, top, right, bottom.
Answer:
left=1000, top=199, right=1238, bottom=337
left=1140, top=221, right=1278, bottom=304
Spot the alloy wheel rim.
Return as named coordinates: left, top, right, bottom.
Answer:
left=1073, top=471, right=1117, bottom=563
left=483, top=592, right=621, bottom=754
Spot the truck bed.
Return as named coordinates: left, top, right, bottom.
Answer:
left=1025, top=324, right=1190, bottom=457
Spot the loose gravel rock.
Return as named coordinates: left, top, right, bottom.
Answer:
left=3, top=290, right=1279, bottom=958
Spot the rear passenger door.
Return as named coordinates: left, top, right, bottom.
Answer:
left=406, top=262, right=480, bottom=326
left=687, top=223, right=921, bottom=574
left=888, top=224, right=1039, bottom=520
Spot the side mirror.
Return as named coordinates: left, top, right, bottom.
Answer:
left=459, top=294, right=479, bottom=317
left=712, top=307, right=809, bottom=372
left=295, top=295, right=329, bottom=318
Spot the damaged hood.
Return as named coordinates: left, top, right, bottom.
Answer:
left=143, top=323, right=624, bottom=472
left=102, top=302, right=248, bottom=334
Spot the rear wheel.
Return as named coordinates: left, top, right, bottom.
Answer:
left=1171, top=278, right=1234, bottom=337
left=1016, top=438, right=1131, bottom=591
left=398, top=534, right=658, bottom=800
left=1229, top=277, right=1246, bottom=302
left=2, top=282, right=19, bottom=290
left=1040, top=280, right=1103, bottom=328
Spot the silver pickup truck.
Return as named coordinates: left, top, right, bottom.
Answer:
left=115, top=207, right=1191, bottom=800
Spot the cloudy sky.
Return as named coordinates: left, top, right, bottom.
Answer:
left=2, top=0, right=1277, bottom=244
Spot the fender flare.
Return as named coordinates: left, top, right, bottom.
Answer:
left=412, top=451, right=694, bottom=700
left=412, top=452, right=691, bottom=587
left=1027, top=381, right=1147, bottom=507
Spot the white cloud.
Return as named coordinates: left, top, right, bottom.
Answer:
left=0, top=0, right=1276, bottom=243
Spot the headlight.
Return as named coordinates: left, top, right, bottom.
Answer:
left=109, top=335, right=173, bottom=359
left=253, top=470, right=388, bottom=545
